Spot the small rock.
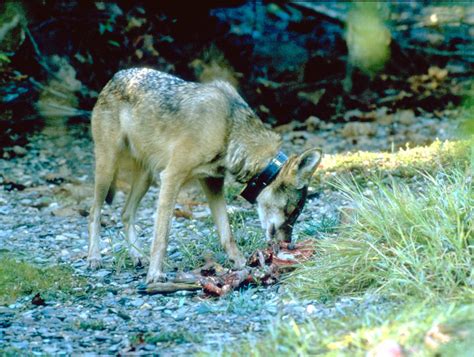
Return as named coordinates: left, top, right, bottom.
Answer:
left=306, top=304, right=317, bottom=314
left=341, top=122, right=376, bottom=138
left=130, top=298, right=144, bottom=307
left=304, top=116, right=322, bottom=131
left=143, top=344, right=157, bottom=351
left=394, top=110, right=415, bottom=125
left=12, top=145, right=28, bottom=157
left=94, top=270, right=112, bottom=279
left=52, top=206, right=77, bottom=217
left=368, top=340, right=404, bottom=357
left=11, top=341, right=29, bottom=350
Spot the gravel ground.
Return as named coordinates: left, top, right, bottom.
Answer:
left=0, top=113, right=453, bottom=355
left=0, top=124, right=346, bottom=355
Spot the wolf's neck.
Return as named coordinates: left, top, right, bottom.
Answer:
left=225, top=120, right=281, bottom=183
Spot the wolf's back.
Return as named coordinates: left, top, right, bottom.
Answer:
left=93, top=68, right=254, bottom=133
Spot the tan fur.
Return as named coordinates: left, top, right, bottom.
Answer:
left=88, top=68, right=321, bottom=283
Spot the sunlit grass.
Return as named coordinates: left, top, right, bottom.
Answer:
left=222, top=302, right=473, bottom=356
left=218, top=163, right=473, bottom=356
left=292, top=168, right=473, bottom=301
left=314, top=139, right=470, bottom=187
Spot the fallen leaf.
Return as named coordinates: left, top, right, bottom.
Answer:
left=341, top=122, right=377, bottom=138
left=31, top=293, right=46, bottom=306
left=174, top=208, right=193, bottom=219
left=52, top=206, right=77, bottom=217
left=424, top=324, right=452, bottom=350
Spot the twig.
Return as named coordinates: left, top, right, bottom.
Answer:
left=402, top=44, right=474, bottom=59
left=140, top=282, right=201, bottom=294
left=24, top=26, right=55, bottom=75
left=37, top=102, right=91, bottom=117
left=29, top=78, right=69, bottom=99
left=288, top=1, right=346, bottom=26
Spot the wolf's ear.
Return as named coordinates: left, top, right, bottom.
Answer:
left=295, top=148, right=322, bottom=189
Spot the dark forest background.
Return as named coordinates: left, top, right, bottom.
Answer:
left=1, top=1, right=472, bottom=151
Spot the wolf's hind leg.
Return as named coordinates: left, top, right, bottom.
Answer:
left=121, top=163, right=152, bottom=267
left=88, top=151, right=118, bottom=269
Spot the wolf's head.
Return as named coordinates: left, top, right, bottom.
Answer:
left=256, top=148, right=322, bottom=242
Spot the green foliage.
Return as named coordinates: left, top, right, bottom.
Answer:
left=292, top=168, right=473, bottom=301
left=0, top=253, right=85, bottom=305
left=457, top=84, right=474, bottom=170
left=225, top=183, right=242, bottom=202
left=108, top=40, right=120, bottom=47
left=0, top=52, right=11, bottom=64
left=346, top=2, right=391, bottom=75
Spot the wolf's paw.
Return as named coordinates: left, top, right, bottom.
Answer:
left=87, top=256, right=103, bottom=270
left=146, top=270, right=167, bottom=284
left=130, top=250, right=147, bottom=268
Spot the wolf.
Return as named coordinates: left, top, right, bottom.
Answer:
left=88, top=68, right=322, bottom=283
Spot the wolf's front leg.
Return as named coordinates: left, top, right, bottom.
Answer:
left=147, top=170, right=185, bottom=283
left=200, top=177, right=246, bottom=269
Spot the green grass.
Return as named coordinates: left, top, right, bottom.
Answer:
left=0, top=253, right=86, bottom=305
left=290, top=168, right=473, bottom=302
left=74, top=319, right=106, bottom=331
left=176, top=210, right=266, bottom=270
left=225, top=302, right=474, bottom=356
left=130, top=330, right=202, bottom=347
left=218, top=146, right=473, bottom=356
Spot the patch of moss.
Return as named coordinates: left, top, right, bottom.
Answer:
left=74, top=319, right=106, bottom=331
left=0, top=253, right=86, bottom=305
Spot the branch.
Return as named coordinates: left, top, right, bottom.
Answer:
left=24, top=26, right=54, bottom=75
left=287, top=1, right=346, bottom=26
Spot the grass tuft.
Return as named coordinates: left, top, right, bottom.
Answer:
left=74, top=319, right=106, bottom=331
left=209, top=140, right=474, bottom=356
left=291, top=168, right=473, bottom=301
left=131, top=330, right=202, bottom=347
left=222, top=302, right=474, bottom=356
left=176, top=211, right=266, bottom=270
